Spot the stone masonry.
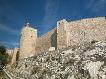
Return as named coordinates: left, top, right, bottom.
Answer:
left=7, top=17, right=106, bottom=63
left=11, top=48, right=19, bottom=64
left=6, top=48, right=19, bottom=65
left=19, top=23, right=37, bottom=59
left=66, top=17, right=106, bottom=46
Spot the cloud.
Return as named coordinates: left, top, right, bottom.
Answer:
left=0, top=24, right=19, bottom=35
left=11, top=42, right=19, bottom=46
left=86, top=0, right=106, bottom=13
left=0, top=0, right=24, bottom=35
left=41, top=0, right=59, bottom=32
left=1, top=41, right=19, bottom=47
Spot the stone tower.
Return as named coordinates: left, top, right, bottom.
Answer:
left=57, top=19, right=69, bottom=49
left=19, top=23, right=37, bottom=59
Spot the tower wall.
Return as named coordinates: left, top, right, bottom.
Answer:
left=57, top=19, right=70, bottom=49
left=19, top=24, right=37, bottom=59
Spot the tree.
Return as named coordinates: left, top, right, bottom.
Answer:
left=0, top=45, right=9, bottom=69
left=0, top=46, right=6, bottom=55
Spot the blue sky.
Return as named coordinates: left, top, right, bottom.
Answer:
left=0, top=0, right=106, bottom=48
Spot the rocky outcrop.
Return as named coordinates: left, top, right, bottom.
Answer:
left=7, top=40, right=106, bottom=79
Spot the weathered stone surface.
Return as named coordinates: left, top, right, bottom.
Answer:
left=19, top=23, right=37, bottom=59
left=48, top=47, right=55, bottom=51
left=6, top=17, right=106, bottom=79
left=19, top=17, right=106, bottom=58
left=67, top=17, right=106, bottom=46
left=6, top=40, right=106, bottom=79
left=6, top=48, right=19, bottom=65
left=36, top=28, right=57, bottom=53
left=11, top=48, right=19, bottom=64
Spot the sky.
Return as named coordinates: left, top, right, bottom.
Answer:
left=0, top=0, right=106, bottom=48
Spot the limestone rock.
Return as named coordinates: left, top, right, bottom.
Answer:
left=6, top=40, right=106, bottom=79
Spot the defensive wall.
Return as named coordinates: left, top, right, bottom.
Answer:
left=36, top=28, right=57, bottom=53
left=66, top=17, right=106, bottom=46
left=6, top=48, right=19, bottom=65
left=7, top=17, right=106, bottom=63
left=35, top=17, right=106, bottom=53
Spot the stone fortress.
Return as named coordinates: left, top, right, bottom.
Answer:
left=7, top=17, right=106, bottom=64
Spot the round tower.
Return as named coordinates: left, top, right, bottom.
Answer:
left=19, top=23, right=37, bottom=59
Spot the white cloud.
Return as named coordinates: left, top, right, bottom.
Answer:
left=1, top=41, right=19, bottom=47
left=41, top=0, right=59, bottom=30
left=0, top=24, right=19, bottom=35
left=11, top=42, right=19, bottom=46
left=0, top=1, right=23, bottom=35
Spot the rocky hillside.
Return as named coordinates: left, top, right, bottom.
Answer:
left=6, top=40, right=106, bottom=79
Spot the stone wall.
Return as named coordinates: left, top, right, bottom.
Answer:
left=6, top=49, right=14, bottom=57
left=11, top=48, right=19, bottom=64
left=6, top=49, right=14, bottom=65
left=19, top=23, right=37, bottom=59
left=18, top=17, right=106, bottom=60
left=36, top=28, right=57, bottom=53
left=6, top=48, right=19, bottom=65
left=57, top=19, right=70, bottom=49
left=66, top=17, right=106, bottom=46
left=19, top=17, right=106, bottom=55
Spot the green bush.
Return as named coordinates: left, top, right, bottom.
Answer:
left=0, top=45, right=9, bottom=68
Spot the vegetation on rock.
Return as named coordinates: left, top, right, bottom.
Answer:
left=6, top=40, right=106, bottom=79
left=0, top=45, right=9, bottom=69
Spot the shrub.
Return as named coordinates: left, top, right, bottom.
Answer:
left=0, top=45, right=9, bottom=68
